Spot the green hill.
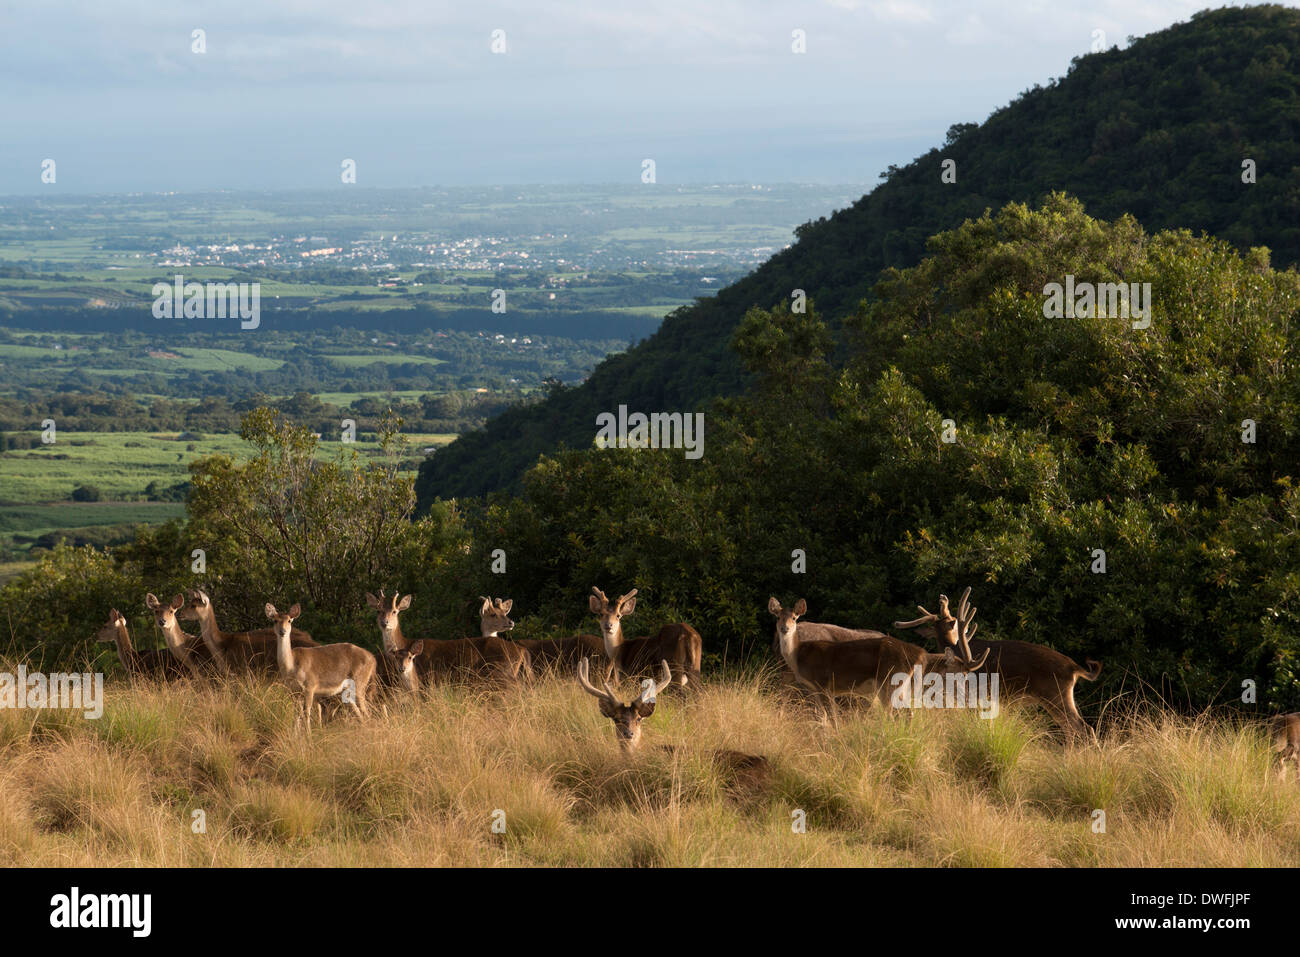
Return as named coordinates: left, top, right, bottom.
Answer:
left=417, top=4, right=1300, bottom=505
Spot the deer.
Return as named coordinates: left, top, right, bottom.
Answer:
left=575, top=657, right=771, bottom=783
left=480, top=596, right=604, bottom=670
left=264, top=603, right=376, bottom=735
left=144, top=593, right=216, bottom=679
left=589, top=587, right=702, bottom=689
left=182, top=588, right=317, bottom=676
left=365, top=590, right=531, bottom=685
left=95, top=609, right=189, bottom=681
left=768, top=597, right=989, bottom=716
left=893, top=586, right=1102, bottom=741
left=1270, top=713, right=1300, bottom=780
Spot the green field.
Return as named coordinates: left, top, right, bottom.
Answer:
left=0, top=429, right=455, bottom=570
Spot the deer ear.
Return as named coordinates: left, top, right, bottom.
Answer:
left=409, top=640, right=424, bottom=655
left=480, top=597, right=492, bottom=615
left=589, top=593, right=605, bottom=615
left=264, top=603, right=277, bottom=620
left=365, top=592, right=382, bottom=610
left=792, top=598, right=807, bottom=618
left=767, top=597, right=782, bottom=616
left=286, top=603, right=299, bottom=618
left=635, top=699, right=657, bottom=718
left=499, top=599, right=513, bottom=614
left=915, top=624, right=940, bottom=643
left=598, top=698, right=619, bottom=719
left=619, top=594, right=637, bottom=615
left=170, top=594, right=185, bottom=610
left=145, top=593, right=160, bottom=610
left=397, top=594, right=412, bottom=611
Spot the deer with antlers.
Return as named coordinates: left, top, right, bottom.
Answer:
left=893, top=586, right=1101, bottom=741
left=575, top=657, right=771, bottom=783
left=366, top=589, right=531, bottom=686
left=479, top=596, right=604, bottom=670
left=96, top=608, right=190, bottom=681
left=144, top=593, right=217, bottom=679
left=589, top=587, right=702, bottom=688
left=264, top=603, right=376, bottom=735
left=182, top=588, right=317, bottom=676
left=768, top=597, right=989, bottom=714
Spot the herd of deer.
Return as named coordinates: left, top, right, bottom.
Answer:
left=91, top=583, right=1300, bottom=775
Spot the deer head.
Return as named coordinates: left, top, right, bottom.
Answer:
left=767, top=597, right=807, bottom=665
left=392, top=640, right=425, bottom=692
left=145, top=592, right=186, bottom=632
left=95, top=608, right=128, bottom=643
left=894, top=586, right=984, bottom=667
left=589, top=586, right=637, bottom=648
left=180, top=587, right=212, bottom=622
left=576, top=657, right=672, bottom=752
left=366, top=589, right=412, bottom=649
left=264, top=602, right=302, bottom=640
left=479, top=596, right=514, bottom=636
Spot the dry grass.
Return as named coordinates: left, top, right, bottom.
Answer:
left=0, top=662, right=1296, bottom=866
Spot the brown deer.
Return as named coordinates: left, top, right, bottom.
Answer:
left=589, top=587, right=702, bottom=688
left=144, top=593, right=216, bottom=679
left=95, top=609, right=189, bottom=681
left=1271, top=713, right=1300, bottom=780
left=893, top=586, right=1101, bottom=741
left=365, top=590, right=531, bottom=685
left=575, top=658, right=771, bottom=783
left=264, top=603, right=376, bottom=735
left=480, top=596, right=604, bottom=670
left=768, top=597, right=989, bottom=714
left=182, top=588, right=317, bottom=675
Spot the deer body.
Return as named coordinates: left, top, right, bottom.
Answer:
left=894, top=587, right=1100, bottom=740
left=96, top=609, right=189, bottom=681
left=367, top=591, right=530, bottom=685
left=145, top=593, right=215, bottom=679
left=769, top=597, right=988, bottom=710
left=479, top=596, right=603, bottom=670
left=265, top=603, right=375, bottom=734
left=183, top=588, right=317, bottom=675
left=1271, top=713, right=1300, bottom=779
left=589, top=587, right=702, bottom=688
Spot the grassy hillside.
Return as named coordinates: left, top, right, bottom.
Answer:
left=418, top=4, right=1300, bottom=501
left=2, top=666, right=1296, bottom=867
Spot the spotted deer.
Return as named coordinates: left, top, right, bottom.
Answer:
left=589, top=587, right=701, bottom=688
left=893, top=587, right=1101, bottom=741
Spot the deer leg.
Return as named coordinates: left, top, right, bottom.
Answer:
left=303, top=689, right=316, bottom=738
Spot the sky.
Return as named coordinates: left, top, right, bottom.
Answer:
left=0, top=0, right=1281, bottom=194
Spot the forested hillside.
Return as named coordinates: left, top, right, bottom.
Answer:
left=418, top=4, right=1300, bottom=501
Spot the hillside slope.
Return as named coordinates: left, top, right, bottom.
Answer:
left=418, top=4, right=1300, bottom=504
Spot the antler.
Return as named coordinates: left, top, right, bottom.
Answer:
left=576, top=658, right=620, bottom=704
left=894, top=603, right=937, bottom=629
left=952, top=586, right=988, bottom=667
left=639, top=660, right=673, bottom=704
left=591, top=586, right=609, bottom=607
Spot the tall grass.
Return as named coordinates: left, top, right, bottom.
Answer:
left=0, top=661, right=1295, bottom=866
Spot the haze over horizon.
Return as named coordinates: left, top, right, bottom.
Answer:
left=1, top=1, right=1291, bottom=195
